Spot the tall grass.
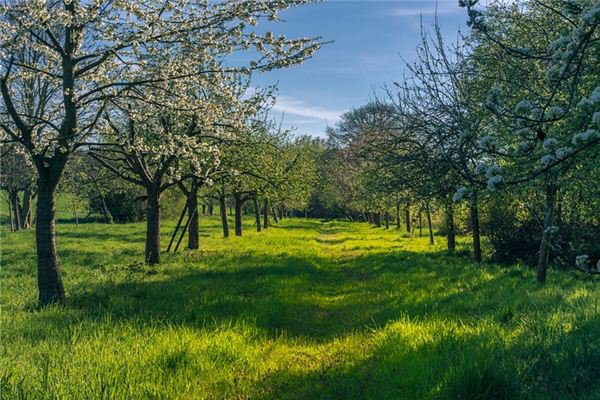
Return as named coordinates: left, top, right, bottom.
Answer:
left=1, top=217, right=599, bottom=399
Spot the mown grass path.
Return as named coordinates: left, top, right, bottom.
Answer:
left=1, top=218, right=599, bottom=399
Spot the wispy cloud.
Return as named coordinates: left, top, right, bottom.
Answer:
left=272, top=96, right=344, bottom=122
left=387, top=1, right=463, bottom=17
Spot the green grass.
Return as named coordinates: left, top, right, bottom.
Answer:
left=1, top=217, right=600, bottom=399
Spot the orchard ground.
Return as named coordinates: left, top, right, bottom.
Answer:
left=1, top=213, right=600, bottom=399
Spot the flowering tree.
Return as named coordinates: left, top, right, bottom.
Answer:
left=0, top=0, right=322, bottom=305
left=461, top=0, right=600, bottom=281
left=0, top=143, right=35, bottom=230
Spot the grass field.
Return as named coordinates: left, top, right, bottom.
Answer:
left=1, top=216, right=600, bottom=399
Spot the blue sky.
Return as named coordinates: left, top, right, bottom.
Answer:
left=250, top=0, right=471, bottom=137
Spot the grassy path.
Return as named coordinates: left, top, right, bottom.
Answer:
left=1, top=218, right=600, bottom=399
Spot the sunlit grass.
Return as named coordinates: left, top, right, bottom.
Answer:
left=1, top=217, right=599, bottom=399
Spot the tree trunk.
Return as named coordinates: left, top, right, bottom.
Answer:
left=426, top=202, right=434, bottom=245
left=22, top=187, right=34, bottom=229
left=263, top=200, right=269, bottom=229
left=220, top=194, right=229, bottom=238
left=470, top=193, right=482, bottom=263
left=304, top=208, right=308, bottom=218
left=234, top=193, right=243, bottom=237
left=145, top=186, right=161, bottom=265
left=537, top=181, right=558, bottom=283
left=7, top=194, right=14, bottom=231
left=253, top=196, right=262, bottom=232
left=187, top=181, right=199, bottom=250
left=396, top=203, right=401, bottom=230
left=101, top=196, right=113, bottom=224
left=208, top=201, right=214, bottom=216
left=72, top=196, right=79, bottom=227
left=446, top=200, right=456, bottom=252
left=35, top=182, right=66, bottom=305
left=271, top=206, right=279, bottom=223
left=278, top=205, right=284, bottom=221
left=202, top=204, right=206, bottom=215
left=405, top=200, right=411, bottom=233
left=229, top=206, right=232, bottom=216
left=385, top=211, right=390, bottom=229
left=374, top=212, right=381, bottom=227
left=418, top=209, right=423, bottom=237
left=10, top=190, right=22, bottom=230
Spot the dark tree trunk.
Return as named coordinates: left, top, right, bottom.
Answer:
left=187, top=181, right=199, bottom=250
left=405, top=200, right=411, bottom=233
left=396, top=203, right=401, bottom=230
left=202, top=204, right=206, bottom=215
left=72, top=197, right=79, bottom=227
left=220, top=194, right=229, bottom=238
left=36, top=180, right=65, bottom=305
left=446, top=200, right=456, bottom=252
left=145, top=186, right=161, bottom=265
left=229, top=206, right=232, bottom=216
left=101, top=196, right=113, bottom=224
left=278, top=205, right=283, bottom=221
left=470, top=193, right=482, bottom=263
left=263, top=200, right=269, bottom=229
left=10, top=190, right=22, bottom=230
left=22, top=187, right=34, bottom=229
left=7, top=194, right=14, bottom=231
left=234, top=193, right=243, bottom=236
left=385, top=211, right=390, bottom=229
left=537, top=181, right=558, bottom=283
left=304, top=208, right=308, bottom=218
left=208, top=201, right=214, bottom=216
left=271, top=206, right=279, bottom=223
left=426, top=202, right=434, bottom=245
left=418, top=209, right=423, bottom=237
left=374, top=212, right=381, bottom=227
left=253, top=196, right=262, bottom=232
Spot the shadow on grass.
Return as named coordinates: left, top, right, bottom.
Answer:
left=20, top=245, right=582, bottom=344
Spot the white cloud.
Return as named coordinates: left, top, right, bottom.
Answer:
left=387, top=1, right=463, bottom=17
left=272, top=96, right=344, bottom=122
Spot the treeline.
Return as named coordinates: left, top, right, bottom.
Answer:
left=307, top=0, right=600, bottom=281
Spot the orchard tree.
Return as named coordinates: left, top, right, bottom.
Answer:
left=0, top=0, right=322, bottom=305
left=462, top=0, right=600, bottom=280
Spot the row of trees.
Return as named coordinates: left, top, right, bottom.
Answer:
left=0, top=0, right=323, bottom=305
left=306, top=0, right=600, bottom=282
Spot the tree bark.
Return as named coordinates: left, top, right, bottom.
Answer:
left=72, top=196, right=79, bottom=227
left=405, top=200, right=411, bottom=234
left=446, top=200, right=456, bottom=252
left=426, top=202, right=434, bottom=245
left=271, top=206, right=279, bottom=223
left=10, top=190, right=22, bottom=230
left=470, top=193, right=482, bottom=263
left=220, top=194, right=229, bottom=238
left=145, top=186, right=161, bottom=265
left=22, top=187, right=34, bottom=229
left=418, top=209, right=423, bottom=237
left=187, top=181, right=199, bottom=250
left=374, top=212, right=381, bottom=227
left=537, top=181, right=558, bottom=283
left=36, top=181, right=65, bottom=305
left=263, top=200, right=269, bottom=229
left=101, top=196, right=113, bottom=224
left=396, top=203, right=401, bottom=230
left=208, top=201, right=214, bottom=216
left=234, top=193, right=243, bottom=236
left=385, top=211, right=390, bottom=229
left=253, top=196, right=262, bottom=232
